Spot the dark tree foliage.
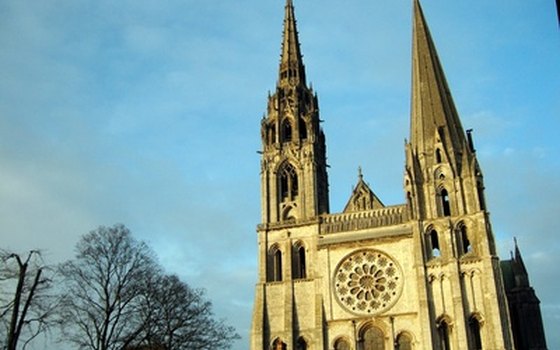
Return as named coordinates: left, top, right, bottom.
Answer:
left=0, top=250, right=55, bottom=350
left=59, top=224, right=239, bottom=350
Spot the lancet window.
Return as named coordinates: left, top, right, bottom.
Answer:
left=282, top=119, right=292, bottom=142
left=267, top=246, right=283, bottom=282
left=459, top=224, right=472, bottom=255
left=437, top=320, right=451, bottom=350
left=295, top=337, right=308, bottom=350
left=428, top=229, right=441, bottom=258
left=299, top=118, right=308, bottom=140
left=279, top=163, right=298, bottom=202
left=293, top=242, right=307, bottom=279
left=469, top=316, right=483, bottom=350
left=439, top=188, right=451, bottom=217
left=273, top=338, right=287, bottom=350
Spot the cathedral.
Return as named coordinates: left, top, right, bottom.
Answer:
left=250, top=1, right=547, bottom=349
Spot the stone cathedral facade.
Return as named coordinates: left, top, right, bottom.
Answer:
left=250, top=1, right=547, bottom=349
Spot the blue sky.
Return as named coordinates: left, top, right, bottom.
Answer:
left=0, top=1, right=558, bottom=349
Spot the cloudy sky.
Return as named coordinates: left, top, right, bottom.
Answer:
left=1, top=0, right=558, bottom=349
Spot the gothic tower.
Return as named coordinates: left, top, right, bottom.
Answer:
left=252, top=1, right=329, bottom=348
left=402, top=0, right=515, bottom=348
left=501, top=241, right=548, bottom=350
left=251, top=1, right=544, bottom=349
left=259, top=0, right=329, bottom=225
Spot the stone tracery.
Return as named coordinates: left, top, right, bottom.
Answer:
left=334, top=249, right=403, bottom=315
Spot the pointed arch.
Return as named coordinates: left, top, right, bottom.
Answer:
left=272, top=338, right=287, bottom=350
left=299, top=117, right=308, bottom=140
left=468, top=314, right=483, bottom=350
left=282, top=118, right=293, bottom=142
left=436, top=317, right=452, bottom=350
left=267, top=245, right=283, bottom=282
left=293, top=241, right=307, bottom=279
left=426, top=227, right=440, bottom=259
left=477, top=180, right=486, bottom=211
left=279, top=162, right=298, bottom=202
left=295, top=336, right=308, bottom=350
left=406, top=191, right=413, bottom=213
left=438, top=188, right=451, bottom=217
left=282, top=205, right=296, bottom=221
left=457, top=222, right=472, bottom=255
left=268, top=124, right=277, bottom=145
left=435, top=148, right=443, bottom=163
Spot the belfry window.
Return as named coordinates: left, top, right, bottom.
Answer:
left=268, top=125, right=276, bottom=145
left=273, top=249, right=282, bottom=281
left=407, top=192, right=413, bottom=212
left=469, top=316, right=483, bottom=350
left=477, top=181, right=486, bottom=211
left=299, top=118, right=308, bottom=140
left=429, top=229, right=441, bottom=258
left=296, top=337, right=308, bottom=350
left=436, top=148, right=443, bottom=163
left=282, top=119, right=292, bottom=142
left=438, top=320, right=451, bottom=350
left=273, top=338, right=287, bottom=350
left=439, top=188, right=451, bottom=217
left=279, top=164, right=298, bottom=201
left=459, top=225, right=472, bottom=255
left=267, top=247, right=283, bottom=282
left=293, top=244, right=307, bottom=279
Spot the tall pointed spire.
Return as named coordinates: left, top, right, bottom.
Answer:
left=410, top=0, right=470, bottom=168
left=279, top=0, right=306, bottom=86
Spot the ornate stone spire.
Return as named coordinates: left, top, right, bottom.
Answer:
left=410, top=0, right=470, bottom=171
left=279, top=0, right=306, bottom=87
left=259, top=0, right=329, bottom=224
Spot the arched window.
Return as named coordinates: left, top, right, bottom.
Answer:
left=428, top=229, right=440, bottom=258
left=477, top=181, right=486, bottom=211
left=279, top=163, right=298, bottom=202
left=439, top=188, right=451, bottom=217
left=334, top=338, right=351, bottom=350
left=469, top=316, right=482, bottom=350
left=299, top=118, right=308, bottom=140
left=437, top=320, right=451, bottom=350
left=268, top=247, right=283, bottom=282
left=360, top=325, right=385, bottom=350
left=273, top=338, right=287, bottom=350
left=459, top=224, right=472, bottom=255
left=273, top=249, right=282, bottom=281
left=436, top=148, right=443, bottom=163
left=268, top=124, right=276, bottom=145
left=293, top=244, right=307, bottom=279
left=407, top=192, right=413, bottom=212
left=296, top=337, right=308, bottom=350
left=396, top=332, right=413, bottom=350
left=282, top=119, right=292, bottom=142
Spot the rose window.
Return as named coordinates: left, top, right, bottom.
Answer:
left=333, top=249, right=403, bottom=315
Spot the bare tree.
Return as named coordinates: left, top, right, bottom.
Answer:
left=58, top=224, right=159, bottom=350
left=0, top=250, right=54, bottom=350
left=138, top=274, right=239, bottom=350
left=58, top=224, right=239, bottom=350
